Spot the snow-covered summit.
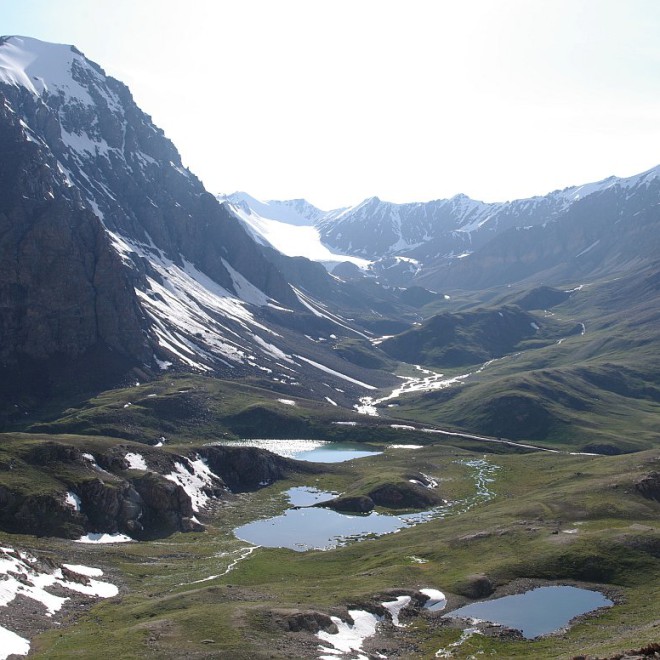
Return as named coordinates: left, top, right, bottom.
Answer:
left=557, top=164, right=660, bottom=202
left=0, top=36, right=103, bottom=104
left=0, top=35, right=394, bottom=393
left=229, top=160, right=660, bottom=288
left=220, top=192, right=326, bottom=226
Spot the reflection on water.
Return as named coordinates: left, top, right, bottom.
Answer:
left=234, top=455, right=499, bottom=552
left=287, top=486, right=339, bottom=507
left=236, top=486, right=453, bottom=552
left=213, top=439, right=381, bottom=463
left=446, top=585, right=613, bottom=638
left=292, top=442, right=381, bottom=463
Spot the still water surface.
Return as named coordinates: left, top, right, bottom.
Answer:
left=216, top=439, right=382, bottom=463
left=235, top=486, right=449, bottom=551
left=446, top=585, right=613, bottom=638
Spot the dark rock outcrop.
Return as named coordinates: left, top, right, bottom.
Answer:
left=274, top=610, right=338, bottom=634
left=316, top=495, right=375, bottom=513
left=453, top=574, right=495, bottom=599
left=635, top=472, right=660, bottom=502
left=78, top=478, right=143, bottom=534
left=0, top=89, right=151, bottom=396
left=131, top=472, right=204, bottom=536
left=199, top=445, right=321, bottom=492
left=368, top=481, right=443, bottom=509
left=0, top=487, right=84, bottom=538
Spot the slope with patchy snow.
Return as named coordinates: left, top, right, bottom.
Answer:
left=0, top=546, right=119, bottom=659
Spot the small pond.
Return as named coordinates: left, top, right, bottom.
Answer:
left=445, top=585, right=613, bottom=638
left=215, top=439, right=382, bottom=463
left=234, top=486, right=449, bottom=551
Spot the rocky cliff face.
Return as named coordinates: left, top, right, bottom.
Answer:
left=0, top=38, right=294, bottom=305
left=0, top=36, right=406, bottom=399
left=0, top=91, right=150, bottom=394
left=0, top=438, right=315, bottom=540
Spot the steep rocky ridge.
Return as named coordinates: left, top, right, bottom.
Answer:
left=0, top=92, right=150, bottom=395
left=0, top=434, right=317, bottom=539
left=237, top=166, right=660, bottom=290
left=417, top=175, right=660, bottom=290
left=0, top=36, right=407, bottom=398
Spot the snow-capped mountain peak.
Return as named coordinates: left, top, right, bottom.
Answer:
left=0, top=35, right=395, bottom=399
left=232, top=162, right=660, bottom=288
left=219, top=192, right=325, bottom=226
left=0, top=36, right=95, bottom=101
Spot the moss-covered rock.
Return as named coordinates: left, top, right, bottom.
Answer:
left=368, top=481, right=443, bottom=509
left=316, top=495, right=375, bottom=513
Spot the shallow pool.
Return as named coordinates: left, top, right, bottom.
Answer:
left=234, top=486, right=449, bottom=551
left=445, top=585, right=613, bottom=638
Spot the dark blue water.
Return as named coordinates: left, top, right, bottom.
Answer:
left=446, top=585, right=613, bottom=638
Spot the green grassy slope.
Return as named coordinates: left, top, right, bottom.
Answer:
left=382, top=266, right=660, bottom=451
left=21, top=442, right=659, bottom=659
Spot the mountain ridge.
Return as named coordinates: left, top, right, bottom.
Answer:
left=232, top=164, right=660, bottom=288
left=0, top=35, right=404, bottom=401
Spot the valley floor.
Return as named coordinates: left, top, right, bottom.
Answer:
left=2, top=438, right=657, bottom=659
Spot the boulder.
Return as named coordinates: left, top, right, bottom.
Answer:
left=275, top=610, right=338, bottom=634
left=635, top=472, right=660, bottom=501
left=453, top=574, right=495, bottom=599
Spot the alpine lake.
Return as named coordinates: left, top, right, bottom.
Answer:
left=224, top=439, right=619, bottom=643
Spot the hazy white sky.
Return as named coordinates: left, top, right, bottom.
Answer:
left=3, top=0, right=660, bottom=209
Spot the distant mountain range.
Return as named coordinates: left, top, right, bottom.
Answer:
left=224, top=164, right=660, bottom=288
left=1, top=35, right=659, bottom=453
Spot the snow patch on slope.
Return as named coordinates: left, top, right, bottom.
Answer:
left=124, top=452, right=148, bottom=471
left=0, top=36, right=95, bottom=103
left=0, top=625, right=30, bottom=659
left=226, top=195, right=370, bottom=269
left=76, top=533, right=133, bottom=544
left=65, top=491, right=81, bottom=511
left=382, top=595, right=412, bottom=627
left=295, top=355, right=376, bottom=390
left=0, top=546, right=119, bottom=657
left=109, top=230, right=294, bottom=372
left=317, top=609, right=382, bottom=658
left=164, top=455, right=217, bottom=512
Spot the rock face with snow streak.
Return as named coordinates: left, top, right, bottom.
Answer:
left=0, top=36, right=314, bottom=393
left=0, top=36, right=409, bottom=401
left=0, top=441, right=205, bottom=539
left=0, top=85, right=150, bottom=394
left=0, top=436, right=322, bottom=540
